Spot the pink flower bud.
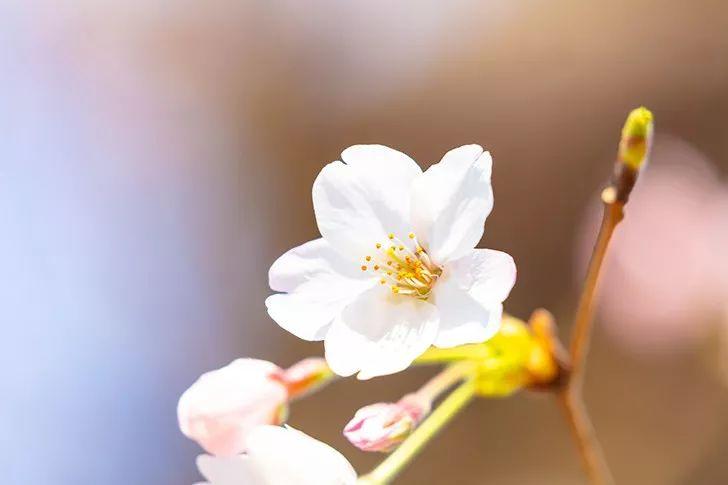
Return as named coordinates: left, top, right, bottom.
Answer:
left=277, top=357, right=333, bottom=399
left=343, top=395, right=429, bottom=452
left=178, top=359, right=289, bottom=457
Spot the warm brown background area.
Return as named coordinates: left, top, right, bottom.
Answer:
left=4, top=1, right=727, bottom=483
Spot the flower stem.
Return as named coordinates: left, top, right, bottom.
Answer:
left=414, top=361, right=477, bottom=403
left=358, top=377, right=477, bottom=485
left=414, top=344, right=486, bottom=364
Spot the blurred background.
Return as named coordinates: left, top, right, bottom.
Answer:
left=2, top=1, right=727, bottom=483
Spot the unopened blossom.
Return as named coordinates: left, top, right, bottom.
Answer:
left=178, top=359, right=288, bottom=456
left=195, top=425, right=357, bottom=485
left=344, top=396, right=429, bottom=452
left=267, top=145, right=517, bottom=379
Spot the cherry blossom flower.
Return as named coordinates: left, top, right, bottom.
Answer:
left=344, top=395, right=429, bottom=452
left=267, top=145, right=516, bottom=378
left=195, top=425, right=357, bottom=485
left=178, top=359, right=288, bottom=456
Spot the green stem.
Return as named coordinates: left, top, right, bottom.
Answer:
left=414, top=361, right=476, bottom=403
left=358, top=377, right=477, bottom=484
left=414, top=344, right=487, bottom=364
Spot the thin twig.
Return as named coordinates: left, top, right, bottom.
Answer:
left=569, top=199, right=624, bottom=388
left=559, top=107, right=653, bottom=485
left=558, top=197, right=622, bottom=485
left=558, top=389, right=614, bottom=485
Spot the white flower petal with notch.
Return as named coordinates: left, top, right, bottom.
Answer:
left=312, top=145, right=421, bottom=260
left=410, top=144, right=493, bottom=265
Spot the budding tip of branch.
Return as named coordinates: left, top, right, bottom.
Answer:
left=618, top=106, right=654, bottom=170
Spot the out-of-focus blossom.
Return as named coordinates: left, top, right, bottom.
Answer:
left=344, top=395, right=430, bottom=452
left=178, top=359, right=288, bottom=457
left=267, top=144, right=516, bottom=379
left=578, top=137, right=728, bottom=353
left=196, top=425, right=357, bottom=485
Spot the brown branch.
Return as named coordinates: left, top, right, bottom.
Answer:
left=569, top=198, right=623, bottom=388
left=556, top=193, right=622, bottom=485
left=558, top=107, right=653, bottom=485
left=558, top=389, right=614, bottom=485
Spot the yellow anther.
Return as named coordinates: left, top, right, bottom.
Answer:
left=408, top=233, right=415, bottom=239
left=387, top=261, right=393, bottom=266
left=391, top=286, right=399, bottom=294
left=365, top=256, right=372, bottom=262
left=388, top=234, right=395, bottom=240
left=387, top=271, right=393, bottom=276
left=376, top=243, right=382, bottom=249
left=374, top=265, right=380, bottom=270
left=398, top=246, right=404, bottom=251
left=361, top=265, right=368, bottom=271
left=380, top=279, right=386, bottom=285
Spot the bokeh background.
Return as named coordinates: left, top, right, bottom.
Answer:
left=3, top=1, right=728, bottom=483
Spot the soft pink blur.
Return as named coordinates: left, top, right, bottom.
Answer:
left=578, top=136, right=728, bottom=353
left=178, top=359, right=288, bottom=457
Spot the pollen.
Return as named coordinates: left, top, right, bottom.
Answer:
left=362, top=231, right=442, bottom=300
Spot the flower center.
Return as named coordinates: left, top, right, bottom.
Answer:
left=360, top=232, right=442, bottom=300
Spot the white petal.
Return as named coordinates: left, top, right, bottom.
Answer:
left=196, top=454, right=262, bottom=485
left=410, top=145, right=493, bottom=264
left=267, top=238, right=374, bottom=341
left=312, top=145, right=422, bottom=259
left=246, top=425, right=357, bottom=485
left=448, top=249, right=516, bottom=306
left=324, top=286, right=439, bottom=379
left=432, top=272, right=503, bottom=348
